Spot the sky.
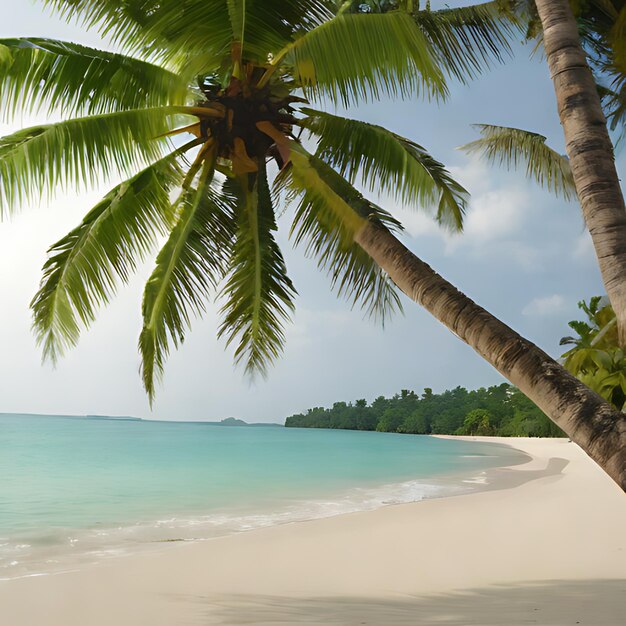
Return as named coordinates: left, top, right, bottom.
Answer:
left=0, top=1, right=622, bottom=422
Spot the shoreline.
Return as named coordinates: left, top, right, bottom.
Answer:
left=1, top=437, right=625, bottom=624
left=0, top=435, right=525, bottom=582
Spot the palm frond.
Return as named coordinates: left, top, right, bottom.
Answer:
left=414, top=2, right=521, bottom=82
left=42, top=0, right=234, bottom=68
left=301, top=108, right=468, bottom=231
left=31, top=148, right=194, bottom=363
left=610, top=3, right=626, bottom=74
left=140, top=158, right=237, bottom=400
left=43, top=0, right=334, bottom=70
left=460, top=124, right=576, bottom=199
left=0, top=38, right=190, bottom=118
left=278, top=11, right=447, bottom=105
left=600, top=77, right=626, bottom=146
left=0, top=107, right=192, bottom=216
left=285, top=147, right=402, bottom=321
left=219, top=164, right=297, bottom=377
left=232, top=0, right=334, bottom=62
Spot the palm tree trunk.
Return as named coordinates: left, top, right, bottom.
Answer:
left=535, top=0, right=626, bottom=344
left=355, top=222, right=626, bottom=492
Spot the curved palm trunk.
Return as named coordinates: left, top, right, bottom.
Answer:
left=535, top=0, right=626, bottom=344
left=355, top=222, right=626, bottom=492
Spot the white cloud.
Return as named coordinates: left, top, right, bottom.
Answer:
left=522, top=294, right=567, bottom=317
left=396, top=156, right=534, bottom=261
left=449, top=156, right=495, bottom=197
left=464, top=189, right=527, bottom=241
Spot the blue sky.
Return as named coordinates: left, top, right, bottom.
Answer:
left=0, top=1, right=621, bottom=422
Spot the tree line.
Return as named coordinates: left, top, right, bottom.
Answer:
left=284, top=383, right=564, bottom=437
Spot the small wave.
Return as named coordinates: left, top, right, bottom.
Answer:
left=0, top=474, right=485, bottom=580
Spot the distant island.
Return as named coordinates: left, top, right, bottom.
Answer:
left=0, top=413, right=280, bottom=427
left=86, top=415, right=143, bottom=422
left=175, top=417, right=281, bottom=427
left=0, top=412, right=145, bottom=422
left=216, top=417, right=247, bottom=426
left=284, top=384, right=564, bottom=437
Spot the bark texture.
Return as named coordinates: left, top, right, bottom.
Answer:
left=535, top=0, right=626, bottom=343
left=356, top=222, right=626, bottom=492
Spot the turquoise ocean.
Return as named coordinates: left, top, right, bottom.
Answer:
left=0, top=414, right=526, bottom=579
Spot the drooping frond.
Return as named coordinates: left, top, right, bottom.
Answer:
left=301, top=108, right=468, bottom=231
left=140, top=158, right=236, bottom=400
left=31, top=148, right=192, bottom=363
left=0, top=107, right=190, bottom=216
left=461, top=124, right=577, bottom=199
left=413, top=2, right=521, bottom=82
left=277, top=11, right=447, bottom=105
left=285, top=147, right=402, bottom=321
left=218, top=164, right=297, bottom=376
left=0, top=38, right=190, bottom=118
left=42, top=0, right=234, bottom=67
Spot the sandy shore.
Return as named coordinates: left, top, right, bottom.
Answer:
left=1, top=437, right=625, bottom=625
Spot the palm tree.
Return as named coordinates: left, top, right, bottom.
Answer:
left=459, top=123, right=626, bottom=410
left=0, top=1, right=624, bottom=489
left=510, top=0, right=626, bottom=340
left=520, top=0, right=626, bottom=142
left=348, top=1, right=626, bottom=349
left=569, top=0, right=626, bottom=145
left=455, top=0, right=626, bottom=349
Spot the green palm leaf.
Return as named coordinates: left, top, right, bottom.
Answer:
left=228, top=0, right=334, bottom=62
left=277, top=11, right=447, bottom=105
left=219, top=164, right=297, bottom=376
left=140, top=159, right=237, bottom=400
left=43, top=0, right=333, bottom=70
left=0, top=107, right=191, bottom=216
left=285, top=147, right=402, bottom=321
left=413, top=2, right=521, bottom=82
left=0, top=38, right=190, bottom=118
left=43, top=0, right=234, bottom=66
left=301, top=108, right=468, bottom=230
left=460, top=124, right=577, bottom=199
left=31, top=149, right=193, bottom=363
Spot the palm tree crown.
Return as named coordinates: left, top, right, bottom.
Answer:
left=0, top=0, right=519, bottom=399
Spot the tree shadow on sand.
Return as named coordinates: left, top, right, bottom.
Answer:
left=186, top=578, right=625, bottom=625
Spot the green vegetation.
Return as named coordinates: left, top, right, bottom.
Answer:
left=285, top=384, right=564, bottom=437
left=560, top=297, right=626, bottom=410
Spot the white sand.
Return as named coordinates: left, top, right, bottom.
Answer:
left=1, top=437, right=625, bottom=625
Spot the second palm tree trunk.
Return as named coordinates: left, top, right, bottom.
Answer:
left=535, top=0, right=626, bottom=343
left=356, top=222, right=626, bottom=492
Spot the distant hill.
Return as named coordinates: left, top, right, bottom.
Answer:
left=218, top=417, right=247, bottom=426
left=187, top=418, right=282, bottom=427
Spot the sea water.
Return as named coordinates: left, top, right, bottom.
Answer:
left=0, top=414, right=526, bottom=579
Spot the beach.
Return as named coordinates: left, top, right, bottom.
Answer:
left=1, top=436, right=624, bottom=625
